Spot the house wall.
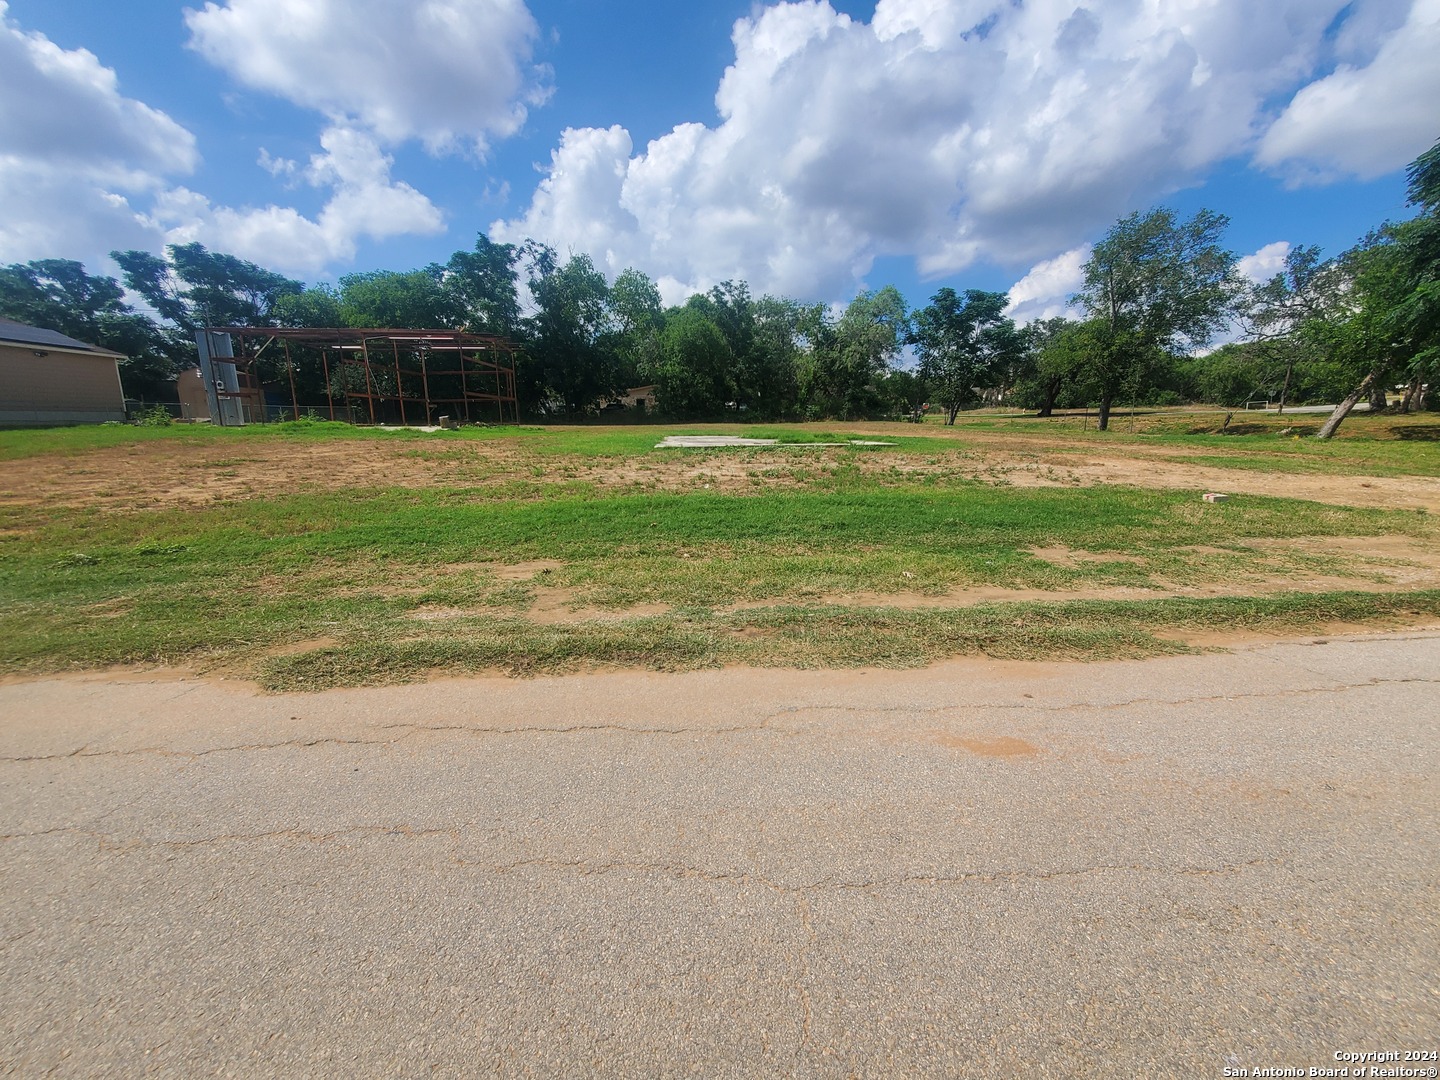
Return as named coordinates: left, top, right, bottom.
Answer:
left=0, top=343, right=125, bottom=426
left=619, top=385, right=657, bottom=409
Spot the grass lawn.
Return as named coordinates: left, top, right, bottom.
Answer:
left=2, top=414, right=1438, bottom=688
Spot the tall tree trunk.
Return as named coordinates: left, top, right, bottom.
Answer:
left=1036, top=375, right=1061, bottom=418
left=1399, top=375, right=1421, bottom=414
left=1097, top=392, right=1113, bottom=432
left=1368, top=381, right=1389, bottom=413
left=1316, top=372, right=1375, bottom=439
left=946, top=404, right=959, bottom=426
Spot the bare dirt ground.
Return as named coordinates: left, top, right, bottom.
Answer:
left=6, top=424, right=1440, bottom=512
left=398, top=537, right=1440, bottom=632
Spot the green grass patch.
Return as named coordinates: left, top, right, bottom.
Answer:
left=4, top=418, right=1437, bottom=686
left=1, top=482, right=1432, bottom=682
left=5, top=484, right=1421, bottom=566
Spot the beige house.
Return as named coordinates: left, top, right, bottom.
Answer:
left=618, top=384, right=657, bottom=410
left=0, top=318, right=127, bottom=426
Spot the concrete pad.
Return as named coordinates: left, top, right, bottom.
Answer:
left=657, top=435, right=780, bottom=447
left=656, top=435, right=896, bottom=448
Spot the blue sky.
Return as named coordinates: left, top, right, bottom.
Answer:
left=2, top=0, right=1436, bottom=320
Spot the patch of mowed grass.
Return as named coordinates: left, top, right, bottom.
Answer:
left=1, top=480, right=1432, bottom=680
left=556, top=543, right=1368, bottom=607
left=7, top=484, right=1422, bottom=564
left=937, top=410, right=1440, bottom=477
left=254, top=590, right=1440, bottom=690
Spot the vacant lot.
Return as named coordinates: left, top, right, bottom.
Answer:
left=2, top=410, right=1438, bottom=688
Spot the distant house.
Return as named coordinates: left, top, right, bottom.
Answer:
left=0, top=318, right=127, bottom=426
left=618, top=385, right=657, bottom=410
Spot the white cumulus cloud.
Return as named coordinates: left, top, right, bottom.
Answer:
left=0, top=0, right=197, bottom=267
left=494, top=0, right=1437, bottom=304
left=1256, top=0, right=1440, bottom=182
left=184, top=0, right=548, bottom=153
left=1237, top=241, right=1292, bottom=284
left=1, top=1, right=483, bottom=282
left=1004, top=246, right=1089, bottom=326
left=146, top=126, right=445, bottom=274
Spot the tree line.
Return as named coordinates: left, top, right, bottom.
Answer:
left=3, top=140, right=1435, bottom=437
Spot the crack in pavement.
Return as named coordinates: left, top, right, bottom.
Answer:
left=445, top=854, right=1280, bottom=892
left=0, top=721, right=790, bottom=763
left=3, top=677, right=1432, bottom=765
left=762, top=676, right=1440, bottom=722
left=0, top=823, right=464, bottom=847
left=0, top=826, right=1279, bottom=893
left=378, top=719, right=782, bottom=739
left=0, top=734, right=415, bottom=764
left=0, top=819, right=1280, bottom=1036
left=159, top=824, right=465, bottom=848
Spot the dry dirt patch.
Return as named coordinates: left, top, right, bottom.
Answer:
left=493, top=560, right=562, bottom=581
left=0, top=438, right=527, bottom=511
left=985, top=453, right=1440, bottom=512
left=6, top=426, right=1439, bottom=513
left=1027, top=546, right=1143, bottom=568
left=373, top=534, right=1440, bottom=629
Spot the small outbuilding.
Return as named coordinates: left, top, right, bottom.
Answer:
left=618, top=385, right=657, bottom=411
left=0, top=318, right=127, bottom=426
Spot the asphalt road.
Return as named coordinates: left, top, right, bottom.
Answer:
left=2, top=632, right=1437, bottom=1077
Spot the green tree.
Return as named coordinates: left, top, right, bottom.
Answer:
left=334, top=269, right=464, bottom=328
left=669, top=282, right=808, bottom=418
left=699, top=281, right=758, bottom=411
left=609, top=268, right=664, bottom=340
left=111, top=243, right=303, bottom=333
left=1244, top=245, right=1348, bottom=412
left=804, top=286, right=908, bottom=418
left=1389, top=138, right=1440, bottom=411
left=879, top=367, right=930, bottom=419
left=648, top=304, right=733, bottom=416
left=1314, top=232, right=1413, bottom=437
left=521, top=245, right=617, bottom=417
left=0, top=258, right=183, bottom=399
left=1010, top=318, right=1095, bottom=416
left=911, top=288, right=1020, bottom=424
left=747, top=295, right=805, bottom=419
left=435, top=234, right=521, bottom=336
left=1175, top=341, right=1270, bottom=407
left=1075, top=207, right=1240, bottom=430
left=606, top=267, right=665, bottom=393
left=272, top=286, right=344, bottom=328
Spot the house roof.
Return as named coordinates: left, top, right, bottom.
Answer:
left=0, top=318, right=128, bottom=359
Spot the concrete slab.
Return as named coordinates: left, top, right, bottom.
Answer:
left=656, top=435, right=897, bottom=448
left=657, top=435, right=780, bottom=447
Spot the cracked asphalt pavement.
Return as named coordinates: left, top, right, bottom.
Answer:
left=2, top=631, right=1437, bottom=1077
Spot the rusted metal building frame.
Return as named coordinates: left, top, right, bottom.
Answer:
left=205, top=327, right=520, bottom=425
